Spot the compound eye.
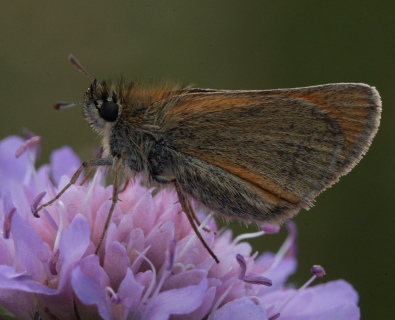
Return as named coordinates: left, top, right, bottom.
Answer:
left=99, top=101, right=119, bottom=122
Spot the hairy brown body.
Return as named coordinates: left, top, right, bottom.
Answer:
left=84, top=82, right=381, bottom=225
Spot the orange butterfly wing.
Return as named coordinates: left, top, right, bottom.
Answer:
left=148, top=83, right=380, bottom=220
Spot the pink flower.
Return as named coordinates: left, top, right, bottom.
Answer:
left=0, top=135, right=360, bottom=320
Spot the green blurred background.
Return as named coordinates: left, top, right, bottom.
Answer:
left=1, top=1, right=394, bottom=318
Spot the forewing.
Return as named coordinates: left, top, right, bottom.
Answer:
left=151, top=83, right=381, bottom=208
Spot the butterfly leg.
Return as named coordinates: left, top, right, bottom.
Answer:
left=154, top=175, right=220, bottom=263
left=79, top=147, right=104, bottom=186
left=32, top=157, right=113, bottom=217
left=189, top=211, right=212, bottom=233
left=95, top=160, right=121, bottom=254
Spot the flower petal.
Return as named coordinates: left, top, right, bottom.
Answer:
left=144, top=278, right=208, bottom=320
left=0, top=136, right=31, bottom=194
left=117, top=268, right=145, bottom=318
left=0, top=265, right=56, bottom=319
left=71, top=258, right=112, bottom=320
left=132, top=192, right=157, bottom=235
left=59, top=215, right=91, bottom=273
left=256, top=253, right=297, bottom=293
left=211, top=297, right=268, bottom=320
left=145, top=221, right=175, bottom=268
left=10, top=210, right=50, bottom=283
left=37, top=215, right=93, bottom=319
left=50, top=146, right=81, bottom=186
left=265, top=280, right=360, bottom=320
left=103, top=241, right=130, bottom=290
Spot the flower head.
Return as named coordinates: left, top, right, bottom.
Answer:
left=0, top=135, right=360, bottom=320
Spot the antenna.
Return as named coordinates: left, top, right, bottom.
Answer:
left=54, top=55, right=101, bottom=111
left=53, top=101, right=84, bottom=110
left=69, top=54, right=96, bottom=82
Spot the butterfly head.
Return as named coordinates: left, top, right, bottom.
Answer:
left=83, top=80, right=121, bottom=135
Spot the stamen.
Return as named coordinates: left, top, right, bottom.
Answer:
left=266, top=221, right=297, bottom=274
left=250, top=296, right=262, bottom=305
left=105, top=286, right=121, bottom=304
left=236, top=254, right=247, bottom=279
left=167, top=239, right=177, bottom=271
left=15, top=135, right=42, bottom=189
left=83, top=169, right=102, bottom=208
left=311, top=265, right=326, bottom=277
left=243, top=275, right=272, bottom=286
left=269, top=313, right=281, bottom=320
left=145, top=242, right=176, bottom=317
left=231, top=230, right=265, bottom=246
left=15, top=136, right=42, bottom=158
left=52, top=201, right=66, bottom=253
left=275, top=264, right=326, bottom=315
left=3, top=208, right=16, bottom=239
left=177, top=212, right=214, bottom=261
left=236, top=254, right=273, bottom=286
left=130, top=245, right=151, bottom=271
left=261, top=223, right=280, bottom=234
left=185, top=263, right=195, bottom=271
left=135, top=249, right=157, bottom=306
left=49, top=249, right=60, bottom=275
left=171, top=262, right=186, bottom=274
left=31, top=191, right=47, bottom=216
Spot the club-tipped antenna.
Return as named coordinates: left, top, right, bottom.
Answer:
left=54, top=101, right=84, bottom=110
left=69, top=54, right=96, bottom=83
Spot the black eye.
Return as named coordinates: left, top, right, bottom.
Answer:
left=99, top=101, right=119, bottom=122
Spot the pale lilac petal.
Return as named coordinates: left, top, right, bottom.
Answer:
left=2, top=189, right=15, bottom=214
left=211, top=297, right=268, bottom=320
left=92, top=200, right=112, bottom=244
left=72, top=262, right=112, bottom=320
left=129, top=228, right=146, bottom=273
left=173, top=286, right=216, bottom=320
left=162, top=269, right=208, bottom=291
left=265, top=280, right=359, bottom=320
left=103, top=241, right=130, bottom=290
left=10, top=211, right=50, bottom=283
left=0, top=265, right=56, bottom=294
left=132, top=192, right=157, bottom=235
left=79, top=255, right=111, bottom=289
left=91, top=193, right=123, bottom=243
left=0, top=266, right=56, bottom=319
left=0, top=136, right=30, bottom=193
left=117, top=268, right=145, bottom=318
left=135, top=270, right=154, bottom=291
left=59, top=215, right=91, bottom=272
left=0, top=241, right=12, bottom=265
left=105, top=222, right=120, bottom=245
left=38, top=215, right=93, bottom=320
left=0, top=288, right=38, bottom=319
left=256, top=253, right=297, bottom=292
left=144, top=278, right=208, bottom=320
left=50, top=146, right=81, bottom=185
left=116, top=213, right=134, bottom=241
left=145, top=221, right=175, bottom=268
